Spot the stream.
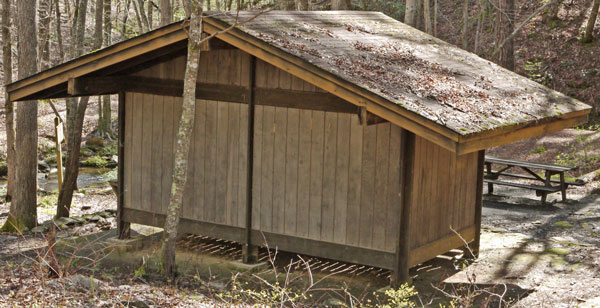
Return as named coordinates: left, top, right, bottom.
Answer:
left=0, top=167, right=112, bottom=192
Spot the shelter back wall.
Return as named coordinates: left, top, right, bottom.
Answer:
left=123, top=48, right=477, bottom=258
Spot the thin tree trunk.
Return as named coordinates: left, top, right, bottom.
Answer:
left=405, top=0, right=418, bottom=26
left=161, top=0, right=203, bottom=278
left=147, top=0, right=153, bottom=30
left=495, top=0, right=515, bottom=70
left=160, top=0, right=171, bottom=26
left=331, top=0, right=351, bottom=10
left=462, top=0, right=469, bottom=50
left=38, top=0, right=52, bottom=71
left=2, top=0, right=15, bottom=203
left=122, top=0, right=131, bottom=35
left=423, top=0, right=432, bottom=34
left=583, top=0, right=600, bottom=43
left=137, top=0, right=150, bottom=31
left=132, top=0, right=145, bottom=33
left=2, top=0, right=39, bottom=232
left=94, top=0, right=103, bottom=50
left=56, top=97, right=89, bottom=218
left=433, top=0, right=438, bottom=36
left=102, top=0, right=112, bottom=137
left=55, top=0, right=65, bottom=64
left=296, top=0, right=308, bottom=10
left=56, top=0, right=89, bottom=219
left=474, top=0, right=486, bottom=54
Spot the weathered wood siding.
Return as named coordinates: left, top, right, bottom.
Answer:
left=124, top=48, right=477, bottom=260
left=409, top=135, right=478, bottom=250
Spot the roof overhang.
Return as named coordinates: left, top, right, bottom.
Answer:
left=5, top=13, right=590, bottom=155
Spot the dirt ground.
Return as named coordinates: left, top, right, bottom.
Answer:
left=2, top=123, right=600, bottom=306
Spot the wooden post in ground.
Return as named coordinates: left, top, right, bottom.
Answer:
left=471, top=150, right=485, bottom=258
left=392, top=130, right=415, bottom=286
left=117, top=92, right=131, bottom=239
left=54, top=118, right=64, bottom=191
left=243, top=56, right=258, bottom=263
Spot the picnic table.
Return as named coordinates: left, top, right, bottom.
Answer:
left=484, top=156, right=584, bottom=204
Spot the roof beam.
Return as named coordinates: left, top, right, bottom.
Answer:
left=67, top=76, right=364, bottom=115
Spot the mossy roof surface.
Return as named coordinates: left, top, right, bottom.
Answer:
left=213, top=11, right=590, bottom=135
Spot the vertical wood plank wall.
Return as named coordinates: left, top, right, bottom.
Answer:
left=409, top=136, right=478, bottom=250
left=123, top=48, right=478, bottom=260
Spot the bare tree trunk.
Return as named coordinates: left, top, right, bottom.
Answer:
left=160, top=0, right=171, bottom=26
left=122, top=0, right=131, bottom=35
left=94, top=0, right=103, bottom=50
left=56, top=0, right=89, bottom=219
left=331, top=0, right=351, bottom=10
left=161, top=0, right=203, bottom=278
left=137, top=0, right=150, bottom=30
left=2, top=0, right=39, bottom=232
left=55, top=0, right=65, bottom=64
left=295, top=0, right=308, bottom=10
left=495, top=0, right=514, bottom=70
left=462, top=0, right=469, bottom=50
left=102, top=0, right=113, bottom=137
left=583, top=0, right=600, bottom=43
left=2, top=0, right=15, bottom=203
left=148, top=0, right=153, bottom=30
left=423, top=0, right=432, bottom=34
left=405, top=0, right=418, bottom=26
left=474, top=0, right=486, bottom=54
left=132, top=0, right=145, bottom=33
left=38, top=0, right=52, bottom=71
left=433, top=0, right=438, bottom=36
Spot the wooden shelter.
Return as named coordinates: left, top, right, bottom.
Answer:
left=6, top=11, right=591, bottom=283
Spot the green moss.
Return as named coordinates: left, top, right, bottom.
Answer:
left=0, top=215, right=33, bottom=233
left=554, top=221, right=573, bottom=228
left=545, top=247, right=569, bottom=255
left=81, top=155, right=109, bottom=168
left=531, top=146, right=547, bottom=154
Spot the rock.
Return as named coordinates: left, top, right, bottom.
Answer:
left=86, top=137, right=105, bottom=149
left=31, top=224, right=49, bottom=233
left=98, top=211, right=114, bottom=218
left=119, top=299, right=152, bottom=308
left=55, top=217, right=77, bottom=226
left=38, top=161, right=50, bottom=172
left=86, top=215, right=102, bottom=222
left=67, top=274, right=105, bottom=293
left=80, top=147, right=94, bottom=157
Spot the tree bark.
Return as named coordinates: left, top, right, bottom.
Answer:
left=56, top=0, right=89, bottom=219
left=331, top=0, right=351, bottom=10
left=2, top=0, right=39, bottom=232
left=102, top=0, right=113, bottom=137
left=2, top=0, right=15, bottom=203
left=495, top=0, right=514, bottom=70
left=147, top=0, right=153, bottom=30
left=405, top=0, right=418, bottom=26
left=137, top=0, right=150, bottom=31
left=433, top=0, right=438, bottom=36
left=583, top=0, right=600, bottom=43
left=161, top=0, right=203, bottom=278
left=38, top=0, right=52, bottom=71
left=423, top=0, right=432, bottom=34
left=160, top=0, right=171, bottom=26
left=94, top=0, right=103, bottom=50
left=55, top=0, right=65, bottom=64
left=462, top=0, right=469, bottom=50
left=296, top=0, right=309, bottom=10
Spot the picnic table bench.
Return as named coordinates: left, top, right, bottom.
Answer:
left=484, top=156, right=584, bottom=204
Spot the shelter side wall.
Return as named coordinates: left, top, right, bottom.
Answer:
left=409, top=135, right=478, bottom=251
left=123, top=90, right=403, bottom=253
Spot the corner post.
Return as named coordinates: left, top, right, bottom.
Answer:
left=117, top=91, right=131, bottom=239
left=243, top=56, right=258, bottom=263
left=471, top=150, right=485, bottom=257
left=392, top=129, right=415, bottom=286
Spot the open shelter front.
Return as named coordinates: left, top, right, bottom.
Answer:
left=6, top=11, right=590, bottom=284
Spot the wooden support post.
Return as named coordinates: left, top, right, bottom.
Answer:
left=54, top=118, right=64, bottom=191
left=392, top=130, right=415, bottom=286
left=243, top=56, right=258, bottom=264
left=117, top=92, right=131, bottom=239
left=472, top=150, right=485, bottom=258
left=486, top=162, right=493, bottom=194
